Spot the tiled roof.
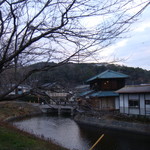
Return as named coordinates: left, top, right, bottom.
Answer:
left=86, top=70, right=128, bottom=83
left=116, top=85, right=150, bottom=93
left=90, top=91, right=119, bottom=97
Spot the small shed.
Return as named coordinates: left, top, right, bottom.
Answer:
left=116, top=85, right=150, bottom=116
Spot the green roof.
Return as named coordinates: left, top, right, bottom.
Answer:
left=90, top=91, right=119, bottom=97
left=86, top=70, right=128, bottom=83
left=79, top=90, right=94, bottom=97
left=79, top=90, right=119, bottom=98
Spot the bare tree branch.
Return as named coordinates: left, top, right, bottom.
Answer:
left=0, top=0, right=149, bottom=100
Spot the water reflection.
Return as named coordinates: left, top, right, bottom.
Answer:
left=13, top=115, right=90, bottom=150
left=13, top=115, right=150, bottom=150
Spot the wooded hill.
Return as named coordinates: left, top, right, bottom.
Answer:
left=27, top=63, right=150, bottom=89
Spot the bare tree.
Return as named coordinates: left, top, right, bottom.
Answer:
left=0, top=0, right=149, bottom=100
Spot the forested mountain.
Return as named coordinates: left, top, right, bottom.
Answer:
left=27, top=63, right=150, bottom=88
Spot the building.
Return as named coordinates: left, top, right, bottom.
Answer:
left=9, top=85, right=31, bottom=95
left=40, top=82, right=69, bottom=104
left=79, top=70, right=128, bottom=111
left=116, top=85, right=150, bottom=116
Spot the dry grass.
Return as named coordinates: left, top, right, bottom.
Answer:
left=0, top=101, right=41, bottom=121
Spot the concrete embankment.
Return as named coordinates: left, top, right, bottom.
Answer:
left=74, top=113, right=150, bottom=135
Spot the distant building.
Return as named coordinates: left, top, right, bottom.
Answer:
left=9, top=85, right=30, bottom=95
left=116, top=85, right=150, bottom=116
left=74, top=84, right=90, bottom=97
left=40, top=82, right=69, bottom=104
left=79, top=70, right=128, bottom=111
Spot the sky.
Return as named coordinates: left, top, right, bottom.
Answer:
left=101, top=2, right=150, bottom=70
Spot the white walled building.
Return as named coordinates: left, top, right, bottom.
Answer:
left=116, top=85, right=150, bottom=116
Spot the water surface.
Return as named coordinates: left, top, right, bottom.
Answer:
left=13, top=115, right=150, bottom=150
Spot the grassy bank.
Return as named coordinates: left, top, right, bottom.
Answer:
left=0, top=101, right=68, bottom=150
left=0, top=122, right=68, bottom=150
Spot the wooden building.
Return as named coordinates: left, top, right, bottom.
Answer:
left=79, top=70, right=128, bottom=111
left=86, top=70, right=128, bottom=91
left=116, top=85, right=150, bottom=116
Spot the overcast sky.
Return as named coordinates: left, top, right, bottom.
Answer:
left=103, top=3, right=150, bottom=70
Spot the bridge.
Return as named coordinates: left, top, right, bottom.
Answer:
left=30, top=90, right=77, bottom=116
left=33, top=103, right=77, bottom=116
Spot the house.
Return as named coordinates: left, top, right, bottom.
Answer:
left=116, top=85, right=150, bottom=116
left=40, top=82, right=69, bottom=104
left=78, top=70, right=128, bottom=111
left=9, top=85, right=31, bottom=95
left=74, top=84, right=90, bottom=97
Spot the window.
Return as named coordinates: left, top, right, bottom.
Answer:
left=129, top=100, right=139, bottom=108
left=145, top=100, right=150, bottom=105
left=102, top=80, right=111, bottom=90
left=18, top=88, right=22, bottom=92
left=101, top=80, right=118, bottom=90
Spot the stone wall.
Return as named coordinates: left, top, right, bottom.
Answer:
left=74, top=113, right=150, bottom=135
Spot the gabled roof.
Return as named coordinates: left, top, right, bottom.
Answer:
left=86, top=70, right=128, bottom=83
left=40, top=82, right=65, bottom=91
left=116, top=85, right=150, bottom=93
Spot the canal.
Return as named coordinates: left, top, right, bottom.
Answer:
left=13, top=114, right=150, bottom=150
